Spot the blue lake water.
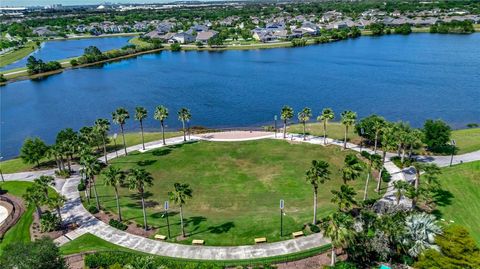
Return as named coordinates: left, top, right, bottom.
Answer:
left=1, top=36, right=131, bottom=71
left=1, top=33, right=480, bottom=159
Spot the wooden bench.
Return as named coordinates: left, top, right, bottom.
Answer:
left=292, top=231, right=304, bottom=238
left=192, top=239, right=205, bottom=245
left=154, top=234, right=167, bottom=240
left=254, top=237, right=267, bottom=244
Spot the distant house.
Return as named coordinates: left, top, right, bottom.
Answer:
left=196, top=30, right=218, bottom=43
left=169, top=32, right=195, bottom=44
left=33, top=27, right=56, bottom=36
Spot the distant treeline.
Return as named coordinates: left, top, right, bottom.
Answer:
left=430, top=20, right=475, bottom=34
left=26, top=56, right=62, bottom=75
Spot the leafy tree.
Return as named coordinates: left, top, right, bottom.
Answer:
left=23, top=185, right=45, bottom=218
left=280, top=105, right=294, bottom=139
left=0, top=237, right=67, bottom=269
left=298, top=107, right=312, bottom=140
left=134, top=106, right=148, bottom=150
left=318, top=108, right=334, bottom=145
left=103, top=166, right=125, bottom=221
left=20, top=137, right=48, bottom=167
left=320, top=212, right=354, bottom=266
left=340, top=111, right=357, bottom=149
left=169, top=183, right=193, bottom=237
left=112, top=107, right=130, bottom=156
left=128, top=168, right=154, bottom=231
left=170, top=43, right=181, bottom=51
left=84, top=46, right=102, bottom=56
left=94, top=118, right=110, bottom=164
left=177, top=108, right=192, bottom=142
left=404, top=212, right=442, bottom=258
left=331, top=185, right=358, bottom=212
left=305, top=160, right=330, bottom=224
left=154, top=105, right=169, bottom=145
left=341, top=154, right=363, bottom=185
left=423, top=119, right=451, bottom=153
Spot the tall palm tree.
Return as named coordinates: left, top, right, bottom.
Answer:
left=305, top=160, right=330, bottom=224
left=81, top=154, right=102, bottom=210
left=177, top=108, right=192, bottom=142
left=48, top=195, right=66, bottom=222
left=404, top=212, right=442, bottom=257
left=376, top=125, right=397, bottom=193
left=112, top=107, right=130, bottom=156
left=331, top=185, right=358, bottom=212
left=393, top=180, right=410, bottom=205
left=134, top=106, right=148, bottom=150
left=154, top=105, right=169, bottom=145
left=407, top=129, right=424, bottom=158
left=23, top=186, right=45, bottom=218
left=34, top=175, right=55, bottom=200
left=318, top=108, right=334, bottom=145
left=168, top=183, right=193, bottom=237
left=103, top=166, right=125, bottom=221
left=94, top=118, right=110, bottom=164
left=341, top=154, right=363, bottom=185
left=298, top=107, right=312, bottom=140
left=280, top=105, right=294, bottom=139
left=363, top=153, right=381, bottom=201
left=320, top=212, right=354, bottom=266
left=340, top=111, right=357, bottom=149
left=372, top=118, right=384, bottom=153
left=128, top=168, right=154, bottom=231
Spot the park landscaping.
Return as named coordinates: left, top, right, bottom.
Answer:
left=0, top=41, right=39, bottom=68
left=451, top=128, right=480, bottom=154
left=90, top=139, right=379, bottom=246
left=435, top=161, right=480, bottom=244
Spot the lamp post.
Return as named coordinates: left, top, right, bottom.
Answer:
left=360, top=128, right=365, bottom=152
left=113, top=133, right=118, bottom=157
left=164, top=201, right=171, bottom=239
left=279, top=199, right=284, bottom=237
left=274, top=115, right=278, bottom=138
left=0, top=156, right=4, bottom=182
left=450, top=139, right=456, bottom=167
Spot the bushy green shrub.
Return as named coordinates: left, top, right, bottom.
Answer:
left=382, top=170, right=391, bottom=183
left=170, top=43, right=181, bottom=51
left=55, top=169, right=70, bottom=178
left=308, top=223, right=320, bottom=233
left=70, top=59, right=78, bottom=66
left=87, top=205, right=99, bottom=214
left=77, top=180, right=86, bottom=191
left=109, top=219, right=128, bottom=231
left=40, top=211, right=60, bottom=232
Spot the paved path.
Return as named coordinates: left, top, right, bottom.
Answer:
left=3, top=131, right=479, bottom=260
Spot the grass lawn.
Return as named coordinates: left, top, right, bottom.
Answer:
left=434, top=161, right=480, bottom=244
left=92, top=139, right=380, bottom=246
left=0, top=41, right=39, bottom=68
left=451, top=128, right=480, bottom=154
left=60, top=233, right=139, bottom=255
left=288, top=122, right=361, bottom=144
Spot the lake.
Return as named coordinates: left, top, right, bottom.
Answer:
left=1, top=36, right=132, bottom=71
left=1, top=33, right=479, bottom=159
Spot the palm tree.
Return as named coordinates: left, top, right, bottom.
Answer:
left=168, top=183, right=193, bottom=237
left=177, top=108, right=192, bottom=142
left=411, top=162, right=441, bottom=207
left=134, top=106, right=148, bottom=150
left=103, top=166, right=125, bottom=221
left=23, top=186, right=45, bottom=218
left=363, top=153, right=381, bottom=201
left=298, top=107, right=312, bottom=140
left=318, top=108, right=334, bottom=145
left=34, top=175, right=55, bottom=200
left=404, top=212, right=442, bottom=257
left=94, top=118, right=110, bottom=164
left=320, top=212, right=354, bottom=266
left=128, top=168, right=154, bottom=231
left=280, top=105, right=294, bottom=139
left=340, top=111, right=357, bottom=149
left=407, top=129, right=424, bottom=158
left=305, top=160, right=330, bottom=224
left=393, top=180, right=410, bottom=205
left=341, top=154, right=363, bottom=185
left=112, top=107, right=130, bottom=156
left=376, top=125, right=397, bottom=193
left=372, top=118, right=384, bottom=153
left=48, top=195, right=66, bottom=222
left=81, top=154, right=102, bottom=210
left=331, top=185, right=358, bottom=212
left=154, top=105, right=169, bottom=145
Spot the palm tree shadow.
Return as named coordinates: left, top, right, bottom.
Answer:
left=432, top=189, right=454, bottom=207
left=208, top=222, right=235, bottom=234
left=137, top=160, right=157, bottom=166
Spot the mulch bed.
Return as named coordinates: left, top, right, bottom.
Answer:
left=30, top=209, right=78, bottom=241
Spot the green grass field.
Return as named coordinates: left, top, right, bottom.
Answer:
left=60, top=233, right=139, bottom=255
left=435, top=161, right=480, bottom=244
left=288, top=122, right=361, bottom=144
left=0, top=42, right=39, bottom=68
left=92, top=139, right=379, bottom=246
left=452, top=128, right=480, bottom=154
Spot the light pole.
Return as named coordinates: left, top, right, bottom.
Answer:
left=360, top=128, right=365, bottom=152
left=164, top=201, right=171, bottom=239
left=449, top=139, right=456, bottom=167
left=0, top=156, right=4, bottom=182
left=113, top=133, right=118, bottom=157
left=279, top=199, right=284, bottom=237
left=274, top=115, right=278, bottom=138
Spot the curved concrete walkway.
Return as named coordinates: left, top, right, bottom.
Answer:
left=3, top=131, right=480, bottom=260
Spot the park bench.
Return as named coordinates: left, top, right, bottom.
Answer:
left=154, top=234, right=167, bottom=240
left=192, top=239, right=205, bottom=245
left=292, top=231, right=304, bottom=238
left=254, top=237, right=267, bottom=244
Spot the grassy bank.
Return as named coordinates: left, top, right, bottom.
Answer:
left=435, top=161, right=480, bottom=244
left=288, top=122, right=361, bottom=144
left=0, top=41, right=39, bottom=68
left=451, top=128, right=480, bottom=154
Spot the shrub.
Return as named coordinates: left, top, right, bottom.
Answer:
left=423, top=119, right=452, bottom=153
left=70, top=59, right=78, bottom=66
left=109, top=219, right=128, bottom=231
left=0, top=74, right=7, bottom=83
left=382, top=170, right=391, bottom=183
left=87, top=205, right=99, bottom=214
left=55, top=169, right=70, bottom=178
left=170, top=43, right=181, bottom=51
left=308, top=223, right=320, bottom=233
left=77, top=181, right=86, bottom=191
left=40, top=211, right=61, bottom=232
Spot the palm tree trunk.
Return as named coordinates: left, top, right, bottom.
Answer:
left=376, top=151, right=386, bottom=192
left=397, top=144, right=401, bottom=157
left=121, top=125, right=127, bottom=156
left=140, top=120, right=145, bottom=150
left=303, top=121, right=306, bottom=140
left=374, top=131, right=379, bottom=153
left=409, top=144, right=414, bottom=158
left=141, top=191, right=148, bottom=231
left=283, top=120, right=287, bottom=139
left=115, top=187, right=122, bottom=221
left=92, top=178, right=101, bottom=211
left=161, top=121, right=166, bottom=145
left=56, top=206, right=62, bottom=222
left=313, top=189, right=317, bottom=224
left=330, top=247, right=336, bottom=266
left=415, top=170, right=420, bottom=191
left=182, top=121, right=186, bottom=142
left=401, top=146, right=406, bottom=163
left=363, top=162, right=371, bottom=200
left=180, top=205, right=186, bottom=237
left=67, top=155, right=72, bottom=171
left=102, top=136, right=108, bottom=164
left=343, top=126, right=348, bottom=149
left=36, top=205, right=42, bottom=218
left=323, top=121, right=327, bottom=145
